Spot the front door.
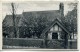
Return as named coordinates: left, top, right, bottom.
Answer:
left=52, top=33, right=58, bottom=39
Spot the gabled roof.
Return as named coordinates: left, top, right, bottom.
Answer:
left=3, top=10, right=61, bottom=27
left=41, top=18, right=70, bottom=35
left=22, top=10, right=61, bottom=21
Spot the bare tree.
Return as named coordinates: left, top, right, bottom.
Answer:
left=11, top=3, right=18, bottom=38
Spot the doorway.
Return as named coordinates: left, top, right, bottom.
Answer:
left=52, top=33, right=58, bottom=39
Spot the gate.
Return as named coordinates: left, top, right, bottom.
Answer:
left=45, top=39, right=67, bottom=49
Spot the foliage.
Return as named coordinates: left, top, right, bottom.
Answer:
left=61, top=3, right=77, bottom=34
left=64, top=7, right=77, bottom=33
left=21, top=12, right=49, bottom=38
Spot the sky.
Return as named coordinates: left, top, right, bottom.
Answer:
left=2, top=1, right=76, bottom=20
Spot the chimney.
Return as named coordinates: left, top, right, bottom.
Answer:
left=59, top=3, right=64, bottom=17
left=59, top=3, right=64, bottom=22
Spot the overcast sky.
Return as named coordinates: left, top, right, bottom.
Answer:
left=2, top=1, right=76, bottom=20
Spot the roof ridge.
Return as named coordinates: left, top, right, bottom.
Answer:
left=6, top=14, right=22, bottom=16
left=23, top=10, right=59, bottom=13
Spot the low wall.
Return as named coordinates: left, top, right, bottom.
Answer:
left=68, top=40, right=77, bottom=49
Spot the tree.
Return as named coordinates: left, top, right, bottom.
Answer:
left=2, top=19, right=9, bottom=38
left=11, top=3, right=18, bottom=38
left=64, top=3, right=77, bottom=39
left=21, top=12, right=49, bottom=38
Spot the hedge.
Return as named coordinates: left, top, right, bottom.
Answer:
left=3, top=38, right=77, bottom=49
left=3, top=38, right=44, bottom=48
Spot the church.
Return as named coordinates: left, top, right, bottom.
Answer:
left=2, top=3, right=76, bottom=40
left=2, top=2, right=77, bottom=49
